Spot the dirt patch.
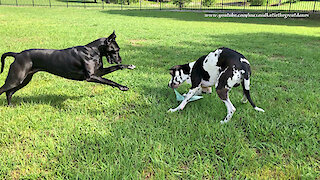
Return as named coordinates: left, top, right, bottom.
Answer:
left=128, top=39, right=147, bottom=47
left=10, top=169, right=21, bottom=180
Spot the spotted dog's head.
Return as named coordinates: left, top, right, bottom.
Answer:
left=100, top=31, right=122, bottom=64
left=168, top=64, right=191, bottom=89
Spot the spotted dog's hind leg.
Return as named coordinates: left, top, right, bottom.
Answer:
left=216, top=88, right=236, bottom=124
left=215, top=67, right=243, bottom=123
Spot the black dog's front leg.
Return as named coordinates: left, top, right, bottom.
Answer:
left=86, top=76, right=129, bottom=91
left=96, top=64, right=135, bottom=77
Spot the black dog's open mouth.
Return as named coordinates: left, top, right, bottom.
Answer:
left=106, top=55, right=115, bottom=64
left=106, top=55, right=121, bottom=64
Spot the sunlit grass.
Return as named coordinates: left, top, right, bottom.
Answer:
left=0, top=6, right=319, bottom=179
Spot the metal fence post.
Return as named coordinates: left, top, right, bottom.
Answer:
left=84, top=0, right=86, bottom=8
left=67, top=0, right=68, bottom=8
left=243, top=0, right=245, bottom=10
left=289, top=0, right=292, bottom=12
left=121, top=0, right=123, bottom=10
left=16, top=0, right=18, bottom=6
left=160, top=0, right=162, bottom=10
left=102, top=0, right=104, bottom=9
left=221, top=0, right=223, bottom=9
left=32, top=0, right=34, bottom=6
left=49, top=0, right=51, bottom=7
left=313, top=0, right=317, bottom=12
left=265, top=0, right=268, bottom=12
left=139, top=0, right=141, bottom=10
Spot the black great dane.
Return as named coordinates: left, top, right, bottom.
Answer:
left=0, top=31, right=135, bottom=105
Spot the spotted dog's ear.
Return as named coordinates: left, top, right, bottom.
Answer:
left=169, top=69, right=175, bottom=75
left=169, top=65, right=180, bottom=75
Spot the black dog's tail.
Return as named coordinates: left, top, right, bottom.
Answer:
left=1, top=52, right=17, bottom=73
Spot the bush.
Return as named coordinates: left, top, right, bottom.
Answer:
left=202, top=0, right=215, bottom=7
left=249, top=0, right=267, bottom=6
left=172, top=0, right=192, bottom=9
left=109, top=0, right=139, bottom=5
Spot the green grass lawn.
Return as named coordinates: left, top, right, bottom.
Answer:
left=0, top=6, right=320, bottom=179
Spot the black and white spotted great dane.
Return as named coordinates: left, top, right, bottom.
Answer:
left=168, top=47, right=264, bottom=124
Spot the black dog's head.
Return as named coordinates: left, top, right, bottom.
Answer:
left=100, top=31, right=122, bottom=64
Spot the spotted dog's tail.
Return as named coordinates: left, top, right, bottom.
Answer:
left=1, top=52, right=17, bottom=73
left=241, top=70, right=265, bottom=112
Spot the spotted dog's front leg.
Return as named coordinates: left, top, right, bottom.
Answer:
left=168, top=86, right=201, bottom=112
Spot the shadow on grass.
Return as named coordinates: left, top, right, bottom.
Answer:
left=122, top=32, right=320, bottom=71
left=0, top=33, right=318, bottom=110
left=121, top=32, right=320, bottom=113
left=101, top=9, right=320, bottom=27
left=0, top=94, right=84, bottom=107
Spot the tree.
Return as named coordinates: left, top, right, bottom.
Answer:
left=202, top=0, right=215, bottom=7
left=172, top=0, right=192, bottom=9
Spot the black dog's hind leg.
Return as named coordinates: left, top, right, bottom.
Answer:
left=95, top=64, right=135, bottom=77
left=0, top=78, right=21, bottom=105
left=86, top=76, right=129, bottom=91
left=0, top=58, right=33, bottom=105
left=5, top=74, right=34, bottom=106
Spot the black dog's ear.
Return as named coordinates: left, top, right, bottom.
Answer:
left=107, top=31, right=116, bottom=41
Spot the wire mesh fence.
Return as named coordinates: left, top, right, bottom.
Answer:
left=0, top=0, right=318, bottom=12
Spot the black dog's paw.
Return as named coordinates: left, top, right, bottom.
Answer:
left=127, top=65, right=136, bottom=70
left=119, top=64, right=135, bottom=70
left=119, top=86, right=129, bottom=91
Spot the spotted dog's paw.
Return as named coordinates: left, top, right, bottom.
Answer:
left=254, top=107, right=265, bottom=112
left=240, top=97, right=248, bottom=104
left=167, top=107, right=180, bottom=113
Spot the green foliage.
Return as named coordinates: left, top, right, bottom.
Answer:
left=172, top=0, right=192, bottom=9
left=249, top=0, right=267, bottom=6
left=202, top=0, right=215, bottom=7
left=109, top=0, right=139, bottom=5
left=1, top=6, right=320, bottom=179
